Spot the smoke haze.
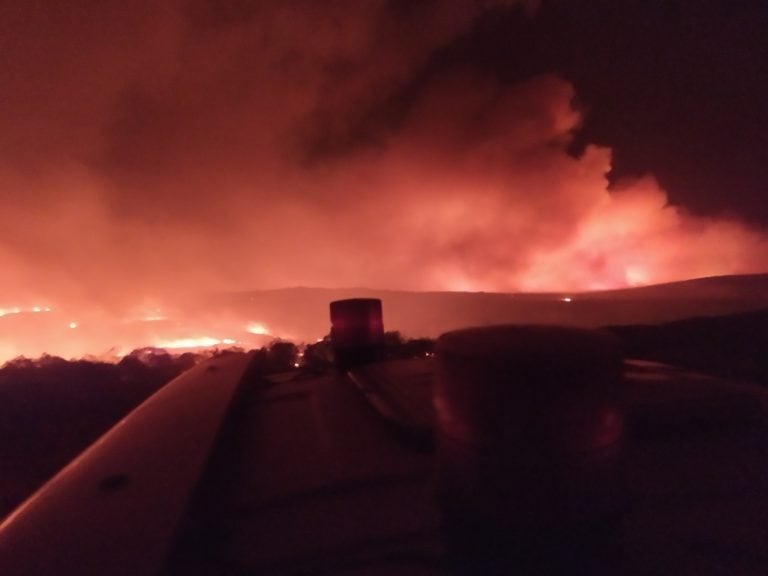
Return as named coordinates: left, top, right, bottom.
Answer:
left=1, top=0, right=767, bottom=358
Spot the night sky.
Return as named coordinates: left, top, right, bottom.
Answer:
left=1, top=0, right=767, bottom=310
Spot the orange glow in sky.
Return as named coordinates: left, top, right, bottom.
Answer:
left=1, top=1, right=767, bottom=361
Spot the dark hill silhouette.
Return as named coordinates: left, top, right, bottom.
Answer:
left=202, top=274, right=768, bottom=342
left=609, top=307, right=768, bottom=385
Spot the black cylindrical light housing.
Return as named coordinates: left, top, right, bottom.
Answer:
left=329, top=298, right=384, bottom=368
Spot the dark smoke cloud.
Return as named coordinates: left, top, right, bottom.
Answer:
left=1, top=0, right=767, bottom=317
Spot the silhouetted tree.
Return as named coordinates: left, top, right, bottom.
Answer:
left=264, top=341, right=299, bottom=373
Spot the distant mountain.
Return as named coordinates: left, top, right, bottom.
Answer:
left=575, top=273, right=768, bottom=300
left=201, top=274, right=768, bottom=342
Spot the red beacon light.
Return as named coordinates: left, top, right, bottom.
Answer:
left=329, top=298, right=385, bottom=368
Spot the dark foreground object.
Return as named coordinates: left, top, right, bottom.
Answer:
left=1, top=336, right=767, bottom=574
left=434, top=326, right=627, bottom=574
left=330, top=298, right=385, bottom=368
left=610, top=307, right=768, bottom=385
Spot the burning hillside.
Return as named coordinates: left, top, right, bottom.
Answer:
left=1, top=1, right=767, bottom=360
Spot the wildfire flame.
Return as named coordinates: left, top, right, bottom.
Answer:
left=1, top=1, right=766, bottom=362
left=0, top=306, right=52, bottom=318
left=246, top=323, right=271, bottom=336
left=154, top=337, right=237, bottom=350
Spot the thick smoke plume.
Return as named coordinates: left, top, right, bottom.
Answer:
left=1, top=0, right=767, bottom=358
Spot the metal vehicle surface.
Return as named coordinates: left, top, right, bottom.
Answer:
left=1, top=301, right=767, bottom=575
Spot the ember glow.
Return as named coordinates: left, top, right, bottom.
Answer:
left=156, top=337, right=237, bottom=350
left=246, top=323, right=271, bottom=337
left=0, top=307, right=50, bottom=318
left=1, top=1, right=767, bottom=361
